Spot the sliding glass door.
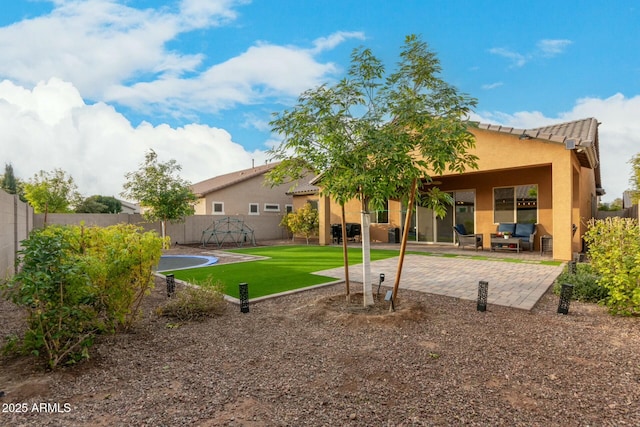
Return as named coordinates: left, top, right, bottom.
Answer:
left=412, top=190, right=475, bottom=244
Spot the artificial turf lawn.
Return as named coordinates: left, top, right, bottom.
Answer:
left=165, top=245, right=403, bottom=299
left=163, top=245, right=563, bottom=299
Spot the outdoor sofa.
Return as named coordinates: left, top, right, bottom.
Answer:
left=491, top=222, right=537, bottom=251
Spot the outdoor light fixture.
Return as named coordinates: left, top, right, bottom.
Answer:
left=166, top=274, right=176, bottom=298
left=557, top=283, right=574, bottom=315
left=477, top=280, right=488, bottom=312
left=376, top=273, right=386, bottom=297
left=239, top=282, right=249, bottom=313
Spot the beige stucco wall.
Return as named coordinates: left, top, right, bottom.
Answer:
left=310, top=127, right=599, bottom=261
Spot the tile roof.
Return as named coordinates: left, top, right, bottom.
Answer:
left=286, top=182, right=320, bottom=195
left=191, top=162, right=279, bottom=197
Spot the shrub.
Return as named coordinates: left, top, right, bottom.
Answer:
left=553, top=263, right=608, bottom=303
left=583, top=217, right=640, bottom=315
left=1, top=224, right=165, bottom=368
left=157, top=280, right=226, bottom=321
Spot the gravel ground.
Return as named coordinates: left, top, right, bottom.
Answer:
left=1, top=246, right=640, bottom=426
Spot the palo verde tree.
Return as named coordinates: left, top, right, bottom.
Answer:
left=23, top=168, right=82, bottom=215
left=268, top=34, right=478, bottom=306
left=121, top=150, right=197, bottom=243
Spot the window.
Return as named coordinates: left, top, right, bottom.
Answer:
left=212, top=201, right=224, bottom=215
left=372, top=200, right=389, bottom=224
left=249, top=203, right=259, bottom=215
left=285, top=204, right=293, bottom=214
left=264, top=203, right=280, bottom=212
left=493, top=185, right=537, bottom=223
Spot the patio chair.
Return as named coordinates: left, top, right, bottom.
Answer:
left=453, top=224, right=483, bottom=251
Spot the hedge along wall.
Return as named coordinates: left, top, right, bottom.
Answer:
left=0, top=189, right=33, bottom=279
left=33, top=213, right=290, bottom=244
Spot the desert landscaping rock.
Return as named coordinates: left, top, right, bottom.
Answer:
left=1, top=248, right=639, bottom=426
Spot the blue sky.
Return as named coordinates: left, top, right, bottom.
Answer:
left=0, top=0, right=638, bottom=202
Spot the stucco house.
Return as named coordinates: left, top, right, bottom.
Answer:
left=191, top=162, right=308, bottom=241
left=293, top=117, right=604, bottom=261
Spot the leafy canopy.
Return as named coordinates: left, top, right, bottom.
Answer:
left=75, top=195, right=122, bottom=213
left=23, top=168, right=81, bottom=214
left=267, top=34, right=478, bottom=211
left=121, top=150, right=197, bottom=223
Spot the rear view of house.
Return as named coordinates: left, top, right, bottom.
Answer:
left=307, top=117, right=604, bottom=261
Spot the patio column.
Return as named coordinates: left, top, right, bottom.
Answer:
left=551, top=155, right=574, bottom=261
left=318, top=195, right=331, bottom=246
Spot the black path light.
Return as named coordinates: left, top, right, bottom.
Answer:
left=557, top=283, right=574, bottom=315
left=166, top=274, right=176, bottom=298
left=239, top=282, right=249, bottom=313
left=477, top=280, right=488, bottom=312
left=376, top=273, right=385, bottom=298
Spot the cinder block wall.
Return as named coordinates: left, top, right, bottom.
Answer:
left=0, top=190, right=33, bottom=279
left=33, top=213, right=289, bottom=245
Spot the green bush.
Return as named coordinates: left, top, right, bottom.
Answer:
left=553, top=263, right=607, bottom=303
left=1, top=224, right=165, bottom=368
left=157, top=280, right=226, bottom=321
left=583, top=217, right=640, bottom=315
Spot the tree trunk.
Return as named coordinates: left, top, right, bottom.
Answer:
left=161, top=220, right=167, bottom=248
left=341, top=203, right=350, bottom=302
left=360, top=201, right=374, bottom=306
left=392, top=178, right=417, bottom=301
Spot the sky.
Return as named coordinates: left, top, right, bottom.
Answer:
left=0, top=0, right=638, bottom=203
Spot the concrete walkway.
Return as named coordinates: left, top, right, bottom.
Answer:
left=315, top=254, right=565, bottom=310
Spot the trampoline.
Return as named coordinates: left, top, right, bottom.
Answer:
left=156, top=255, right=218, bottom=272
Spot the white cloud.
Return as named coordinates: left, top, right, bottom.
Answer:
left=309, top=31, right=366, bottom=54
left=0, top=78, right=265, bottom=198
left=489, top=38, right=572, bottom=68
left=488, top=47, right=527, bottom=68
left=0, top=1, right=356, bottom=118
left=474, top=93, right=640, bottom=202
left=537, top=39, right=572, bottom=57
left=481, top=82, right=503, bottom=90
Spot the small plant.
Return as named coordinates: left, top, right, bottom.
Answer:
left=157, top=279, right=226, bottom=321
left=553, top=262, right=607, bottom=303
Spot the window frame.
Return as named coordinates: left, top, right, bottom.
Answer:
left=249, top=203, right=260, bottom=215
left=493, top=184, right=538, bottom=224
left=263, top=203, right=281, bottom=213
left=212, top=201, right=225, bottom=215
left=371, top=200, right=390, bottom=224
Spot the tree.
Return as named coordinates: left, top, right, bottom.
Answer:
left=628, top=153, right=640, bottom=204
left=268, top=34, right=477, bottom=306
left=23, top=168, right=82, bottom=214
left=121, top=150, right=197, bottom=243
left=280, top=203, right=319, bottom=244
left=1, top=163, right=18, bottom=194
left=76, top=195, right=123, bottom=213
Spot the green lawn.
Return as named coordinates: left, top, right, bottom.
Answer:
left=165, top=245, right=403, bottom=299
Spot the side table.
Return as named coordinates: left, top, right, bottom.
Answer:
left=540, top=235, right=553, bottom=256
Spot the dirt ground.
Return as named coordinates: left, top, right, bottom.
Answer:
left=1, top=245, right=639, bottom=426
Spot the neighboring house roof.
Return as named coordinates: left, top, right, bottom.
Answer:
left=119, top=200, right=140, bottom=214
left=476, top=117, right=603, bottom=195
left=286, top=182, right=320, bottom=196
left=191, top=162, right=279, bottom=197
